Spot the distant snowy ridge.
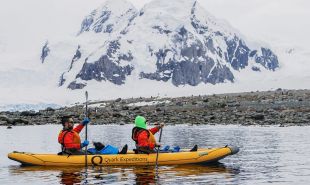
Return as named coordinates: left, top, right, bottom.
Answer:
left=0, top=103, right=61, bottom=112
left=41, top=0, right=279, bottom=90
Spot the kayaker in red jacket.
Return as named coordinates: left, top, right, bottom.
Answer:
left=58, top=116, right=90, bottom=155
left=131, top=116, right=164, bottom=153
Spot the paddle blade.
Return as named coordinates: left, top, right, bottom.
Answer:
left=85, top=91, right=88, bottom=101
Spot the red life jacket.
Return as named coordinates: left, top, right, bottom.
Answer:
left=132, top=127, right=157, bottom=150
left=58, top=130, right=81, bottom=150
left=58, top=124, right=84, bottom=150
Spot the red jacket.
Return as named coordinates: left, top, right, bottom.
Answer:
left=58, top=124, right=84, bottom=150
left=134, top=126, right=160, bottom=150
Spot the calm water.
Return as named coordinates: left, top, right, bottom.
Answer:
left=0, top=125, right=310, bottom=185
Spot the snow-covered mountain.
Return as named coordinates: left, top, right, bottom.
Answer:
left=42, top=0, right=278, bottom=90
left=1, top=0, right=309, bottom=110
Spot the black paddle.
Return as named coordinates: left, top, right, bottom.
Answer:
left=155, top=126, right=163, bottom=170
left=84, top=91, right=88, bottom=168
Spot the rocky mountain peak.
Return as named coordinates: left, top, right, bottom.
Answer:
left=42, top=0, right=279, bottom=89
left=78, top=0, right=137, bottom=35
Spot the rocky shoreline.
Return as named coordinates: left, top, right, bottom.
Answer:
left=1, top=89, right=310, bottom=127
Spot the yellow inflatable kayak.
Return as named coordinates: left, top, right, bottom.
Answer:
left=8, top=146, right=239, bottom=166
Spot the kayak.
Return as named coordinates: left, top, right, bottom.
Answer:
left=8, top=146, right=239, bottom=166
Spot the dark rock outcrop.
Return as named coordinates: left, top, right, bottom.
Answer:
left=68, top=46, right=82, bottom=71
left=72, top=41, right=134, bottom=88
left=40, top=41, right=50, bottom=63
left=254, top=48, right=279, bottom=70
left=140, top=26, right=235, bottom=86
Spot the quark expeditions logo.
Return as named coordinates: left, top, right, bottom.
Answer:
left=91, top=156, right=148, bottom=166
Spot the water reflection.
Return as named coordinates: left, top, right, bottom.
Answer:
left=133, top=166, right=156, bottom=185
left=8, top=163, right=238, bottom=185
left=9, top=166, right=83, bottom=185
left=59, top=169, right=82, bottom=185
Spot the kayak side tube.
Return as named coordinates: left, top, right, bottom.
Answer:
left=8, top=146, right=239, bottom=166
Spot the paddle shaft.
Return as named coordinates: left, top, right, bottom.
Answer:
left=155, top=127, right=163, bottom=168
left=85, top=91, right=88, bottom=168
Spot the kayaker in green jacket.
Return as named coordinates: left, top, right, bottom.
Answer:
left=132, top=116, right=197, bottom=153
left=131, top=116, right=164, bottom=154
